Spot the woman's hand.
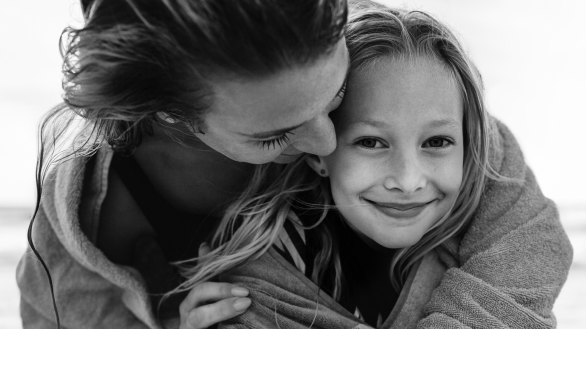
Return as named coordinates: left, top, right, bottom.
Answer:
left=178, top=282, right=251, bottom=329
left=133, top=236, right=251, bottom=328
left=179, top=242, right=251, bottom=329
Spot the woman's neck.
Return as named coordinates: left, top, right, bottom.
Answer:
left=133, top=125, right=255, bottom=216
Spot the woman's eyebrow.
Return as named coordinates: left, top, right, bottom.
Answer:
left=333, top=57, right=351, bottom=101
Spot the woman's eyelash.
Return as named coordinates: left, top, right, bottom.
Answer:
left=257, top=131, right=294, bottom=150
left=336, top=82, right=347, bottom=99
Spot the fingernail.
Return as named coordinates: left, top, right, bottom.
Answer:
left=231, top=287, right=249, bottom=297
left=233, top=297, right=251, bottom=311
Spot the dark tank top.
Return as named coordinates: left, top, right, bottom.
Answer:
left=112, top=154, right=219, bottom=259
left=110, top=153, right=221, bottom=319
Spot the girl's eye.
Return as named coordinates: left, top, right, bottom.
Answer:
left=422, top=137, right=453, bottom=149
left=257, top=131, right=294, bottom=150
left=356, top=138, right=385, bottom=149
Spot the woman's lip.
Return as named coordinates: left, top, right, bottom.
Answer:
left=364, top=199, right=435, bottom=211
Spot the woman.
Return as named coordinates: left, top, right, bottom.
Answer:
left=16, top=0, right=571, bottom=328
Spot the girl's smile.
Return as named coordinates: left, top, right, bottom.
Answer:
left=362, top=198, right=437, bottom=220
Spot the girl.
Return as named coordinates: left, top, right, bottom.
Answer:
left=17, top=0, right=571, bottom=329
left=172, top=1, right=572, bottom=328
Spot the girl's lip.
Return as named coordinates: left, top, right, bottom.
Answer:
left=364, top=199, right=435, bottom=211
left=363, top=198, right=436, bottom=220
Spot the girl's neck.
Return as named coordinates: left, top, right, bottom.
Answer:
left=133, top=125, right=255, bottom=216
left=338, top=215, right=396, bottom=260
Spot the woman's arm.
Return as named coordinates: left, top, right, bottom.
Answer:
left=417, top=119, right=573, bottom=328
left=17, top=220, right=250, bottom=328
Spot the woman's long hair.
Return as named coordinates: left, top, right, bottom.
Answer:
left=173, top=0, right=520, bottom=299
left=30, top=0, right=348, bottom=327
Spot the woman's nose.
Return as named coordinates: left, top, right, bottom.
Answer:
left=292, top=115, right=337, bottom=156
left=383, top=151, right=426, bottom=195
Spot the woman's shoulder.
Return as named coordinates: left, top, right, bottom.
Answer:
left=42, top=146, right=155, bottom=266
left=34, top=147, right=113, bottom=239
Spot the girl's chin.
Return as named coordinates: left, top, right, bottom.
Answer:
left=371, top=232, right=426, bottom=250
left=340, top=214, right=426, bottom=250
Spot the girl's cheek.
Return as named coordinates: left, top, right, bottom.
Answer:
left=433, top=154, right=463, bottom=199
left=330, top=151, right=374, bottom=197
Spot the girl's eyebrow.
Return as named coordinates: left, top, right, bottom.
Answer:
left=346, top=119, right=387, bottom=128
left=423, top=118, right=461, bottom=129
left=346, top=117, right=461, bottom=130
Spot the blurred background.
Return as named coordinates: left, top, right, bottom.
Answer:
left=0, top=0, right=584, bottom=328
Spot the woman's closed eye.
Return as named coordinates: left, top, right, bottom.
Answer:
left=422, top=136, right=454, bottom=149
left=257, top=130, right=295, bottom=150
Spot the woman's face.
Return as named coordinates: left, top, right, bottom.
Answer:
left=323, top=56, right=464, bottom=249
left=194, top=39, right=350, bottom=164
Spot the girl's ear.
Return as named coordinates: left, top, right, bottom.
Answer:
left=305, top=154, right=330, bottom=177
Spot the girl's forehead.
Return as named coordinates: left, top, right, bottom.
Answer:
left=360, top=56, right=457, bottom=95
left=336, top=56, right=463, bottom=130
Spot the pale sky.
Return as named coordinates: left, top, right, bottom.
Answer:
left=1, top=0, right=585, bottom=209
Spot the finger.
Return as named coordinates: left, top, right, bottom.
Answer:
left=179, top=282, right=249, bottom=317
left=184, top=297, right=252, bottom=329
left=198, top=242, right=211, bottom=257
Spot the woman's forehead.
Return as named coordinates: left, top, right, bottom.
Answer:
left=205, top=40, right=349, bottom=137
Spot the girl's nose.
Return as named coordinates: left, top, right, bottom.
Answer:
left=383, top=152, right=426, bottom=195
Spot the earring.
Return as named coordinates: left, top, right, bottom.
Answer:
left=320, top=169, right=326, bottom=175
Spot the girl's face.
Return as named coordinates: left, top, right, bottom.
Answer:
left=322, top=56, right=464, bottom=249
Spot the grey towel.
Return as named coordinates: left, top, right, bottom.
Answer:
left=15, top=120, right=572, bottom=328
left=220, top=119, right=573, bottom=329
left=219, top=249, right=448, bottom=329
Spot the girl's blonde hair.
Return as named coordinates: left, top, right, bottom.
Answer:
left=172, top=0, right=515, bottom=299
